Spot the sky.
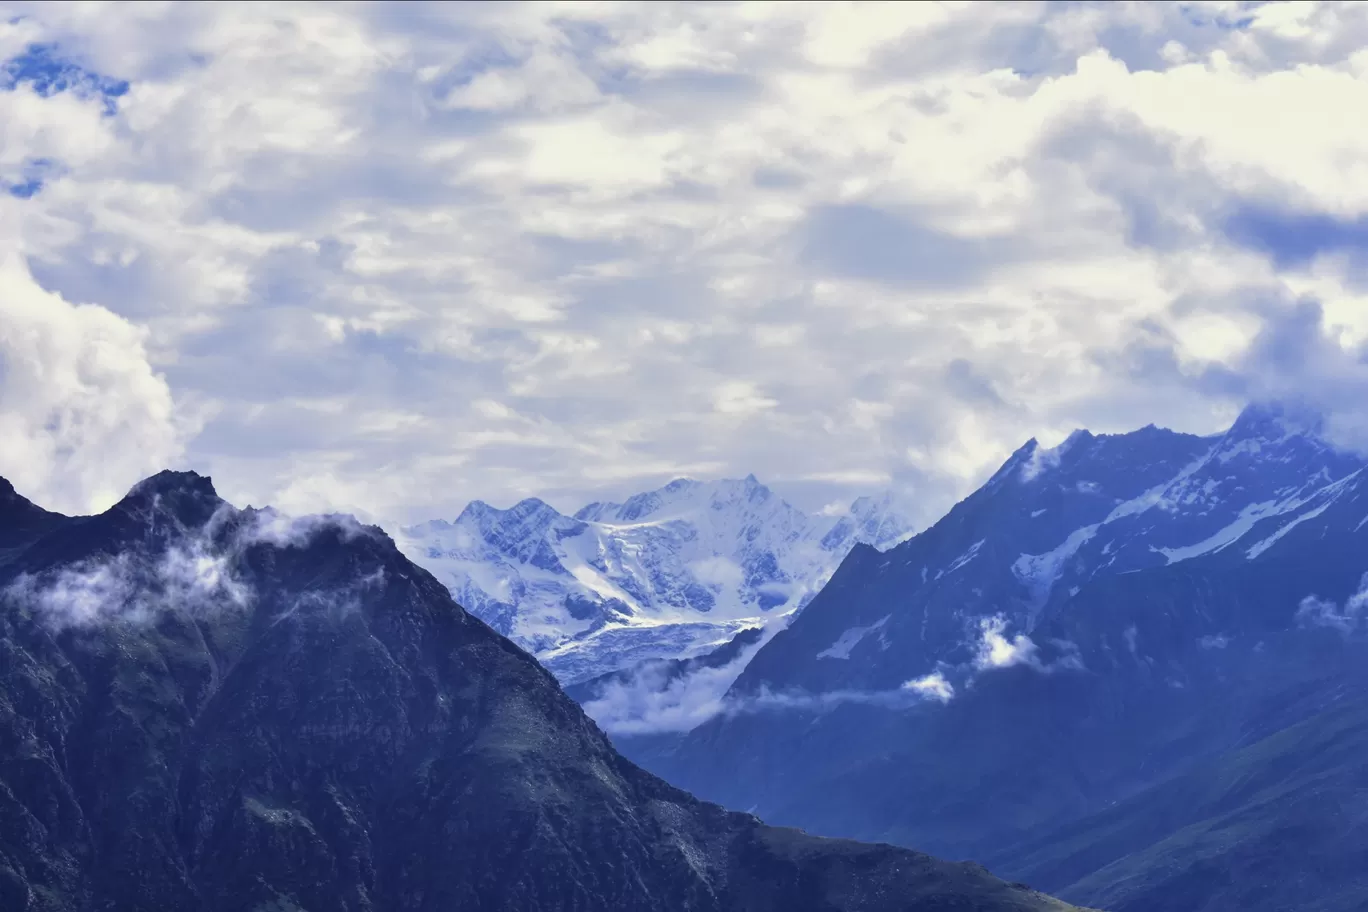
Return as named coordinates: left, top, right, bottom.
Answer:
left=3, top=0, right=1368, bottom=530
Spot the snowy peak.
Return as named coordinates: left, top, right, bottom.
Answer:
left=403, top=476, right=918, bottom=683
left=574, top=474, right=776, bottom=525
left=732, top=402, right=1368, bottom=697
left=1224, top=400, right=1327, bottom=446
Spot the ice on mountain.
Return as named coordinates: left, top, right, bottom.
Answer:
left=818, top=615, right=890, bottom=660
left=1013, top=524, right=1099, bottom=605
left=948, top=539, right=985, bottom=573
left=1244, top=501, right=1334, bottom=560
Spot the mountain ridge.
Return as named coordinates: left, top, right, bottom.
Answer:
left=0, top=469, right=1084, bottom=912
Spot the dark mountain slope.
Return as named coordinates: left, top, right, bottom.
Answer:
left=0, top=477, right=66, bottom=551
left=992, top=687, right=1368, bottom=912
left=0, top=471, right=1080, bottom=912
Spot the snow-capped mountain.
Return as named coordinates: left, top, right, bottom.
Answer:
left=400, top=475, right=916, bottom=683
left=727, top=401, right=1367, bottom=696
left=638, top=402, right=1368, bottom=912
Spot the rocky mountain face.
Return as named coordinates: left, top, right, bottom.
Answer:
left=400, top=476, right=915, bottom=686
left=0, top=470, right=1080, bottom=912
left=633, top=403, right=1368, bottom=912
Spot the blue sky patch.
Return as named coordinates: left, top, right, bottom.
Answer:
left=4, top=157, right=63, bottom=199
left=1224, top=205, right=1368, bottom=269
left=1, top=43, right=129, bottom=115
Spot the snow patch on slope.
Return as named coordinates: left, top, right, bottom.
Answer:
left=818, top=615, right=891, bottom=660
left=1014, top=524, right=1099, bottom=605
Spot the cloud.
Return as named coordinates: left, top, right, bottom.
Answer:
left=974, top=615, right=1042, bottom=670
left=902, top=671, right=955, bottom=703
left=582, top=631, right=770, bottom=735
left=971, top=614, right=1086, bottom=674
left=0, top=256, right=189, bottom=514
left=5, top=2, right=1368, bottom=530
left=5, top=534, right=248, bottom=630
left=586, top=611, right=1088, bottom=733
left=1295, top=574, right=1368, bottom=634
left=689, top=555, right=744, bottom=591
left=583, top=627, right=957, bottom=734
left=583, top=658, right=746, bottom=736
left=2, top=496, right=384, bottom=630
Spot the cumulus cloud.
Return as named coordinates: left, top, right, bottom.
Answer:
left=5, top=2, right=1368, bottom=529
left=0, top=256, right=188, bottom=514
left=974, top=615, right=1042, bottom=670
left=972, top=614, right=1085, bottom=674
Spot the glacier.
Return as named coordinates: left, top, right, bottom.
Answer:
left=400, top=475, right=916, bottom=684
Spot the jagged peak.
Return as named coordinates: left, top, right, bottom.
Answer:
left=454, top=496, right=562, bottom=525
left=982, top=437, right=1042, bottom=489
left=122, top=469, right=219, bottom=503
left=108, top=470, right=225, bottom=532
left=508, top=496, right=555, bottom=515
left=574, top=474, right=778, bottom=524
left=1225, top=399, right=1327, bottom=444
left=116, top=470, right=220, bottom=512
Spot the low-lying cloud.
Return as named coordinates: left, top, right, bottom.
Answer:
left=903, top=671, right=956, bottom=703
left=5, top=538, right=248, bottom=630
left=972, top=614, right=1085, bottom=674
left=974, top=615, right=1041, bottom=670
left=581, top=630, right=773, bottom=735
left=2, top=500, right=386, bottom=631
left=1295, top=574, right=1368, bottom=634
left=580, top=620, right=970, bottom=736
left=583, top=611, right=1085, bottom=734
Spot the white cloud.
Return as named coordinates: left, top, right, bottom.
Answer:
left=973, top=614, right=1042, bottom=670
left=0, top=255, right=188, bottom=513
left=1296, top=573, right=1368, bottom=633
left=902, top=671, right=955, bottom=703
left=689, top=555, right=744, bottom=590
left=2, top=499, right=381, bottom=629
left=5, top=536, right=247, bottom=630
left=4, top=2, right=1368, bottom=528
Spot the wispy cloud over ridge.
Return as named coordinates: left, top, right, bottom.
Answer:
left=2, top=496, right=385, bottom=631
left=3, top=2, right=1368, bottom=526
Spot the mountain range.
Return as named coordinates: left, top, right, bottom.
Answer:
left=616, top=402, right=1368, bottom=911
left=400, top=476, right=915, bottom=690
left=0, top=470, right=1079, bottom=912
